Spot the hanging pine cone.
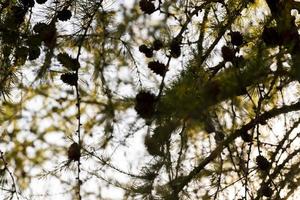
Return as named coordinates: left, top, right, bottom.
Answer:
left=27, top=34, right=42, bottom=47
left=33, top=23, right=48, bottom=33
left=221, top=46, right=235, bottom=62
left=139, top=44, right=148, bottom=53
left=170, top=38, right=181, bottom=58
left=206, top=80, right=221, bottom=99
left=144, top=134, right=163, bottom=156
left=41, top=24, right=57, bottom=48
left=139, top=0, right=156, bottom=15
left=21, top=0, right=35, bottom=7
left=34, top=22, right=56, bottom=47
left=67, top=142, right=80, bottom=161
left=139, top=44, right=153, bottom=58
left=260, top=184, right=272, bottom=197
left=262, top=27, right=280, bottom=46
left=57, top=9, right=72, bottom=21
left=135, top=91, right=156, bottom=119
left=57, top=53, right=80, bottom=71
left=230, top=31, right=243, bottom=46
left=148, top=61, right=167, bottom=76
left=240, top=132, right=252, bottom=142
left=12, top=6, right=27, bottom=25
left=15, top=46, right=29, bottom=60
left=28, top=46, right=41, bottom=60
left=152, top=39, right=163, bottom=51
left=256, top=155, right=271, bottom=171
left=60, top=73, right=78, bottom=86
left=36, top=0, right=47, bottom=4
left=145, top=51, right=153, bottom=58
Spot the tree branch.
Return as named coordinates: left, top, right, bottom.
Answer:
left=170, top=100, right=300, bottom=197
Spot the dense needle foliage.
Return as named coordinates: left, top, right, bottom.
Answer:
left=1, top=0, right=300, bottom=199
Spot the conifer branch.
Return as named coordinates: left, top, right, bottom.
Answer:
left=0, top=151, right=20, bottom=200
left=170, top=100, right=300, bottom=197
left=73, top=2, right=103, bottom=199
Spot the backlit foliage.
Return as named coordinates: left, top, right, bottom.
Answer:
left=1, top=0, right=300, bottom=199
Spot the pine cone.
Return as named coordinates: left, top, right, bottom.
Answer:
left=33, top=23, right=48, bottom=34
left=57, top=53, right=80, bottom=71
left=139, top=44, right=148, bottom=53
left=230, top=31, right=243, bottom=46
left=260, top=184, right=272, bottom=197
left=144, top=134, right=163, bottom=156
left=36, top=0, right=47, bottom=4
left=240, top=132, right=252, bottom=142
left=148, top=61, right=166, bottom=76
left=12, top=6, right=27, bottom=25
left=152, top=39, right=163, bottom=51
left=139, top=44, right=153, bottom=58
left=256, top=155, right=271, bottom=171
left=60, top=73, right=78, bottom=86
left=262, top=27, right=280, bottom=46
left=139, top=0, right=156, bottom=15
left=170, top=38, right=181, bottom=58
left=68, top=142, right=80, bottom=161
left=28, top=46, right=41, bottom=60
left=57, top=9, right=72, bottom=21
left=135, top=91, right=156, bottom=119
left=39, top=23, right=57, bottom=48
left=21, top=0, right=35, bottom=7
left=221, top=46, right=235, bottom=62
